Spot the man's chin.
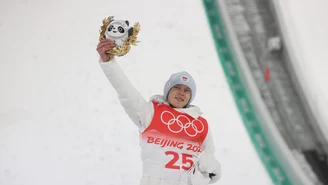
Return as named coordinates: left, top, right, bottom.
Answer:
left=171, top=102, right=186, bottom=108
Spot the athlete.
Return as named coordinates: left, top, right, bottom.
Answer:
left=97, top=39, right=221, bottom=185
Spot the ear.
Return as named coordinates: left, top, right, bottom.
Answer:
left=128, top=27, right=134, bottom=37
left=125, top=20, right=129, bottom=26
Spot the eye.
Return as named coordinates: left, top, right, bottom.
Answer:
left=108, top=25, right=114, bottom=31
left=185, top=89, right=191, bottom=93
left=118, top=26, right=125, bottom=33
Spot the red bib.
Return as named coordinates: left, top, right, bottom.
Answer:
left=142, top=102, right=208, bottom=145
left=139, top=102, right=209, bottom=182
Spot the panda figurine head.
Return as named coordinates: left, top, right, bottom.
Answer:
left=105, top=20, right=133, bottom=46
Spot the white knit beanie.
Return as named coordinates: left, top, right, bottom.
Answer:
left=163, top=71, right=196, bottom=106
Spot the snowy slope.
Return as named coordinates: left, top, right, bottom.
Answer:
left=0, top=0, right=272, bottom=184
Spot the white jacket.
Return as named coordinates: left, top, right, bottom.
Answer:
left=99, top=59, right=220, bottom=185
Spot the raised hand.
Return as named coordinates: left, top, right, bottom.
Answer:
left=96, top=39, right=116, bottom=62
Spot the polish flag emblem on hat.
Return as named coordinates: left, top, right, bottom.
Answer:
left=181, top=75, right=189, bottom=82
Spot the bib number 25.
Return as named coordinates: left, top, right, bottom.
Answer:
left=165, top=151, right=194, bottom=170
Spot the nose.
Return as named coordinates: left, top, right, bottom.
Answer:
left=178, top=89, right=185, bottom=95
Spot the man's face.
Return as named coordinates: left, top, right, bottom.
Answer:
left=167, top=84, right=191, bottom=108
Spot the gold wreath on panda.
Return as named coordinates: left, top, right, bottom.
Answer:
left=99, top=16, right=140, bottom=56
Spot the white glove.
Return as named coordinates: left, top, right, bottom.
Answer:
left=190, top=163, right=211, bottom=185
left=198, top=153, right=221, bottom=184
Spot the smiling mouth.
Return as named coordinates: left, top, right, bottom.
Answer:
left=113, top=31, right=117, bottom=33
left=175, top=97, right=184, bottom=102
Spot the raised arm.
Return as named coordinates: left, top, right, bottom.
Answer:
left=97, top=39, right=151, bottom=129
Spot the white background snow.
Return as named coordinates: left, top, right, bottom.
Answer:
left=0, top=0, right=326, bottom=185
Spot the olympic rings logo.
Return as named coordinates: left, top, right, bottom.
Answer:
left=160, top=111, right=204, bottom=137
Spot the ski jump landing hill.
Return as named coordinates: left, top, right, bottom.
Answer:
left=202, top=0, right=328, bottom=185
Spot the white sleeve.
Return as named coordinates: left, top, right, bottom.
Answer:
left=199, top=126, right=221, bottom=184
left=201, top=126, right=215, bottom=154
left=99, top=58, right=153, bottom=131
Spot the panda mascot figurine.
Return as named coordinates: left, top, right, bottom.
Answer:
left=105, top=19, right=134, bottom=46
